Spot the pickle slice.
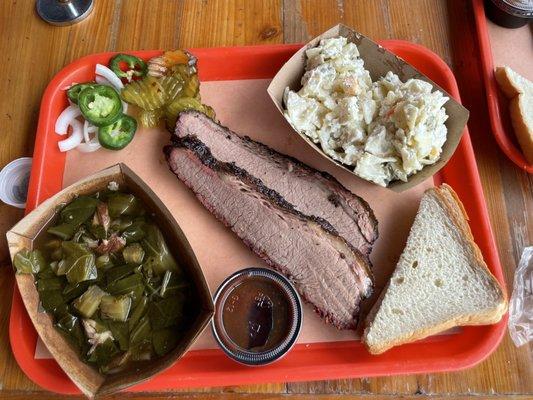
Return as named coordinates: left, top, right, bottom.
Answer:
left=139, top=109, right=164, bottom=128
left=203, top=105, right=216, bottom=120
left=121, top=76, right=166, bottom=111
left=164, top=97, right=204, bottom=130
left=160, top=74, right=184, bottom=104
left=123, top=50, right=214, bottom=131
left=182, top=74, right=200, bottom=99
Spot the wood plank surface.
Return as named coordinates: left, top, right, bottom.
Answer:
left=0, top=0, right=531, bottom=398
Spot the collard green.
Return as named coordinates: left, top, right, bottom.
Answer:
left=47, top=196, right=98, bottom=240
left=128, top=295, right=148, bottom=331
left=58, top=242, right=98, bottom=284
left=130, top=315, right=151, bottom=347
left=148, top=295, right=184, bottom=330
left=47, top=223, right=78, bottom=241
left=40, top=289, right=66, bottom=315
left=63, top=281, right=91, bottom=303
left=100, top=295, right=132, bottom=322
left=55, top=313, right=86, bottom=352
left=106, top=264, right=136, bottom=286
left=12, top=188, right=195, bottom=374
left=121, top=219, right=146, bottom=243
left=60, top=196, right=98, bottom=226
left=141, top=224, right=179, bottom=275
left=107, top=320, right=130, bottom=351
left=36, top=276, right=64, bottom=292
left=73, top=285, right=107, bottom=318
left=66, top=253, right=97, bottom=284
left=107, top=193, right=144, bottom=218
left=13, top=249, right=46, bottom=274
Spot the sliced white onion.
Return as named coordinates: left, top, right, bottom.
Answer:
left=122, top=101, right=128, bottom=114
left=95, top=75, right=112, bottom=86
left=55, top=105, right=81, bottom=135
left=78, top=121, right=101, bottom=152
left=58, top=119, right=83, bottom=152
left=77, top=138, right=101, bottom=153
left=82, top=120, right=98, bottom=142
left=95, top=64, right=124, bottom=90
left=83, top=120, right=90, bottom=143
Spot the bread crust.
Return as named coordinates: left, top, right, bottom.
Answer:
left=509, top=95, right=533, bottom=164
left=363, top=184, right=508, bottom=355
left=494, top=66, right=533, bottom=164
left=495, top=66, right=522, bottom=98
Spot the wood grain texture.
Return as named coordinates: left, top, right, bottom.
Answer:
left=0, top=0, right=531, bottom=398
left=1, top=395, right=532, bottom=400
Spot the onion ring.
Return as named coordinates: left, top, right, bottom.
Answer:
left=82, top=120, right=98, bottom=143
left=58, top=119, right=83, bottom=152
left=77, top=138, right=101, bottom=153
left=55, top=105, right=81, bottom=135
left=95, top=75, right=112, bottom=86
left=95, top=64, right=124, bottom=91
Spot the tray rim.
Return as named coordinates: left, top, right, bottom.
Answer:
left=472, top=0, right=533, bottom=173
left=9, top=41, right=508, bottom=394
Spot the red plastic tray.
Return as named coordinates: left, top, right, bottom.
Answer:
left=10, top=42, right=508, bottom=395
left=472, top=0, right=533, bottom=173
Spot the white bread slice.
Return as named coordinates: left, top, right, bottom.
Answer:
left=495, top=66, right=533, bottom=164
left=363, top=184, right=507, bottom=355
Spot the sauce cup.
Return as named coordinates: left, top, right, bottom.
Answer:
left=212, top=267, right=302, bottom=366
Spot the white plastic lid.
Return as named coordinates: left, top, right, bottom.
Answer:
left=0, top=157, right=32, bottom=209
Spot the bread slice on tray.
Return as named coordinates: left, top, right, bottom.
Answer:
left=363, top=184, right=507, bottom=355
left=495, top=66, right=533, bottom=164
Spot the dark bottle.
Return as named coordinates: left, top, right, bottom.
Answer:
left=485, top=0, right=532, bottom=28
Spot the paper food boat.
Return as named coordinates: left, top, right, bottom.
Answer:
left=267, top=24, right=470, bottom=192
left=6, top=164, right=214, bottom=398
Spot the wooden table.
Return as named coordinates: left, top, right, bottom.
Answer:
left=0, top=1, right=531, bottom=398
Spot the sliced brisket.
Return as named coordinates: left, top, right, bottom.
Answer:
left=172, top=111, right=378, bottom=258
left=165, top=141, right=373, bottom=329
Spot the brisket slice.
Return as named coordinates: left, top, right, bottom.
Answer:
left=172, top=111, right=378, bottom=258
left=164, top=141, right=373, bottom=329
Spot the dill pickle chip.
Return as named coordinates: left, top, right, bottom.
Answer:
left=167, top=64, right=199, bottom=99
left=164, top=97, right=204, bottom=130
left=166, top=97, right=203, bottom=117
left=139, top=109, right=164, bottom=128
left=160, top=74, right=184, bottom=104
left=171, top=63, right=193, bottom=79
left=182, top=75, right=200, bottom=99
left=121, top=76, right=166, bottom=111
left=202, top=105, right=216, bottom=120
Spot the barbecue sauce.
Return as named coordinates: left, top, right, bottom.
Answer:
left=222, top=277, right=291, bottom=352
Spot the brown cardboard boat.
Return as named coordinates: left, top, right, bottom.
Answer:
left=267, top=24, right=470, bottom=192
left=6, top=163, right=214, bottom=398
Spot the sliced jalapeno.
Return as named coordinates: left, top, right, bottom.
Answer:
left=98, top=114, right=137, bottom=150
left=109, top=54, right=148, bottom=82
left=67, top=83, right=96, bottom=104
left=78, top=85, right=122, bottom=127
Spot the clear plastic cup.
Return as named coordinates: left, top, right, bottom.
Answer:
left=0, top=157, right=32, bottom=209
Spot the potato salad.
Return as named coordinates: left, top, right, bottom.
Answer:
left=283, top=37, right=449, bottom=187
